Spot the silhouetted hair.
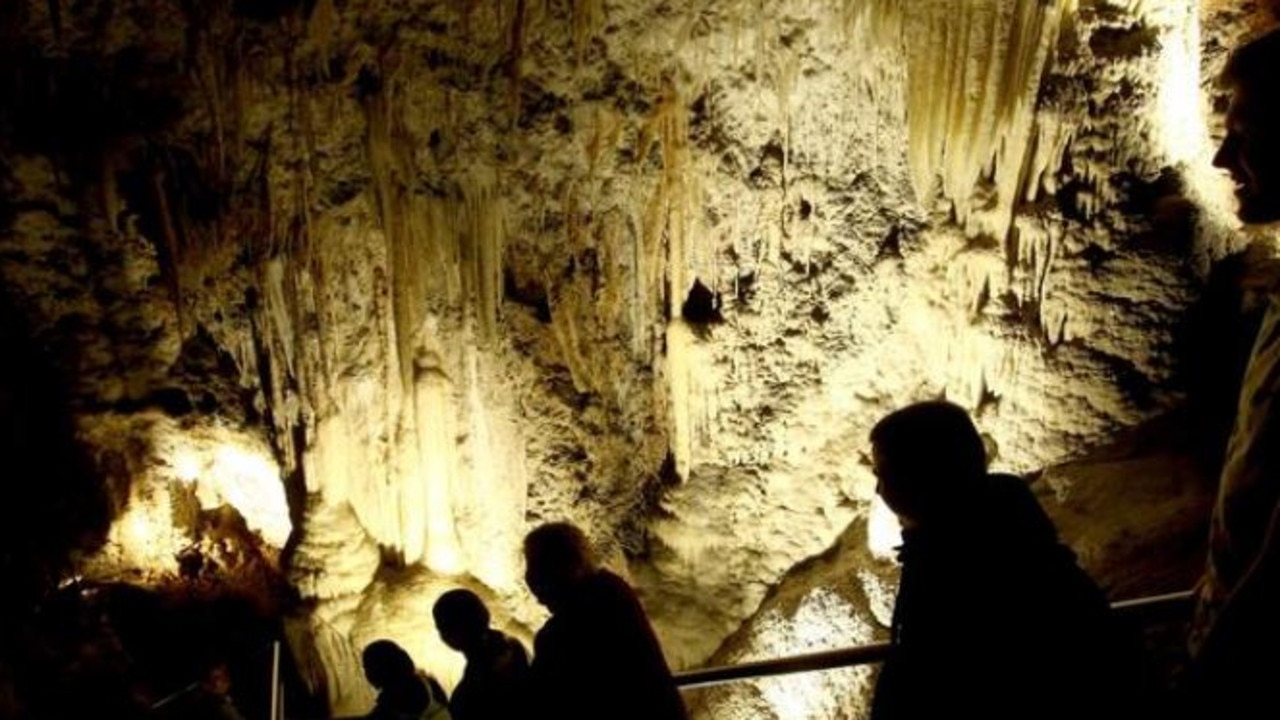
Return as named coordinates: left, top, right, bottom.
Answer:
left=871, top=400, right=987, bottom=484
left=362, top=640, right=416, bottom=690
left=1224, top=27, right=1280, bottom=95
left=433, top=589, right=490, bottom=636
left=524, top=522, right=594, bottom=570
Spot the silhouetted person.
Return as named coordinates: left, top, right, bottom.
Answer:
left=868, top=401, right=1135, bottom=720
left=188, top=662, right=247, bottom=720
left=361, top=639, right=450, bottom=720
left=523, top=522, right=687, bottom=720
left=1190, top=26, right=1280, bottom=720
left=432, top=589, right=528, bottom=720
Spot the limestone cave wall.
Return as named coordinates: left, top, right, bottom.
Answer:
left=2, top=0, right=1277, bottom=718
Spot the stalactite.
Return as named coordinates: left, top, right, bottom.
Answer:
left=547, top=276, right=596, bottom=394
left=264, top=257, right=299, bottom=381
left=307, top=0, right=338, bottom=75
left=597, top=209, right=629, bottom=347
left=458, top=170, right=506, bottom=343
left=666, top=320, right=717, bottom=482
left=571, top=0, right=604, bottom=62
left=150, top=165, right=186, bottom=335
left=853, top=0, right=1075, bottom=242
left=1025, top=113, right=1075, bottom=201
left=362, top=68, right=425, bottom=393
left=777, top=49, right=799, bottom=239
left=1009, top=214, right=1061, bottom=337
left=546, top=182, right=597, bottom=390
left=508, top=0, right=528, bottom=116
left=637, top=77, right=693, bottom=316
left=584, top=105, right=623, bottom=177
left=456, top=352, right=527, bottom=591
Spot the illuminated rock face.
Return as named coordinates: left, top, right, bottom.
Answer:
left=0, top=0, right=1268, bottom=717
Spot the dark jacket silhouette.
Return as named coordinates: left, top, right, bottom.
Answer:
left=871, top=473, right=1134, bottom=720
left=524, top=522, right=686, bottom=720
left=868, top=402, right=1137, bottom=720
left=448, top=629, right=528, bottom=720
left=530, top=569, right=686, bottom=720
left=1188, top=26, right=1280, bottom=720
left=361, top=640, right=449, bottom=720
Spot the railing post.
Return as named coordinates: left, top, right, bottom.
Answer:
left=270, top=640, right=281, bottom=720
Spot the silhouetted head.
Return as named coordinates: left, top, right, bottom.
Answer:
left=1214, top=28, right=1280, bottom=224
left=200, top=661, right=232, bottom=696
left=433, top=589, right=491, bottom=653
left=523, top=522, right=595, bottom=613
left=361, top=640, right=416, bottom=690
left=870, top=401, right=987, bottom=527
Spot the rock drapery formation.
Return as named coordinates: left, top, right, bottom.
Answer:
left=2, top=0, right=1275, bottom=717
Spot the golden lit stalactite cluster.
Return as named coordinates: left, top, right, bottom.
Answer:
left=638, top=77, right=720, bottom=481
left=288, top=51, right=530, bottom=715
left=1022, top=0, right=1209, bottom=382
left=640, top=0, right=924, bottom=677
left=854, top=0, right=1078, bottom=241
left=359, top=56, right=514, bottom=573
left=844, top=0, right=1212, bottom=457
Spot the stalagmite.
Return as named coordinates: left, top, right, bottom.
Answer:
left=411, top=340, right=465, bottom=573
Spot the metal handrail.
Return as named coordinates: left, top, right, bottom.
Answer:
left=673, top=589, right=1195, bottom=689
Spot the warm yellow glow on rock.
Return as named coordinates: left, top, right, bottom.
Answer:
left=78, top=415, right=292, bottom=580
left=116, top=497, right=182, bottom=572
left=1155, top=5, right=1203, bottom=166
left=412, top=364, right=466, bottom=575
left=699, top=589, right=878, bottom=720
left=667, top=320, right=717, bottom=481
left=208, top=445, right=293, bottom=548
left=860, top=0, right=1076, bottom=239
left=455, top=363, right=527, bottom=591
left=173, top=449, right=202, bottom=484
left=165, top=432, right=292, bottom=548
left=10, top=1, right=1237, bottom=716
left=1151, top=1, right=1242, bottom=244
left=867, top=496, right=903, bottom=559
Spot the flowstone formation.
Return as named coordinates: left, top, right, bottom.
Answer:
left=0, top=0, right=1266, bottom=717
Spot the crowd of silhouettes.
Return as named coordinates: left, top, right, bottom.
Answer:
left=373, top=400, right=1137, bottom=720
left=362, top=522, right=687, bottom=720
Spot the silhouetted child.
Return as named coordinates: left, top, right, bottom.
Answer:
left=432, top=589, right=528, bottom=720
left=868, top=401, right=1138, bottom=720
left=523, top=522, right=687, bottom=720
left=361, top=639, right=450, bottom=720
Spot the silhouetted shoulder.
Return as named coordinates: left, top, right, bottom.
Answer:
left=976, top=473, right=1060, bottom=546
left=584, top=569, right=637, bottom=600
